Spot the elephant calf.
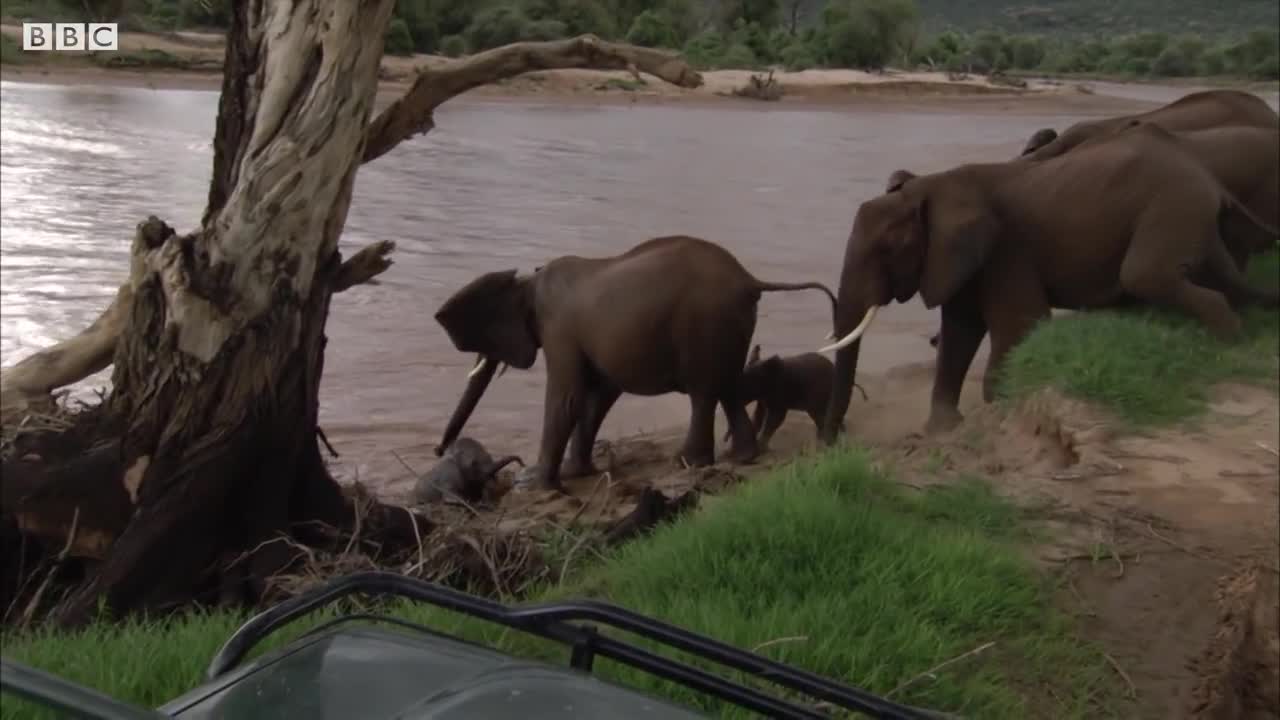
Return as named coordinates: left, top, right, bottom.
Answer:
left=723, top=345, right=862, bottom=452
left=413, top=437, right=523, bottom=505
left=432, top=235, right=838, bottom=492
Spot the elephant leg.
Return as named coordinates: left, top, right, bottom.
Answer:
left=720, top=387, right=760, bottom=464
left=980, top=256, right=1052, bottom=403
left=528, top=348, right=585, bottom=492
left=749, top=399, right=767, bottom=437
left=564, top=382, right=621, bottom=478
left=1121, top=216, right=1245, bottom=341
left=928, top=282, right=987, bottom=434
left=756, top=406, right=787, bottom=454
left=679, top=392, right=720, bottom=467
left=1200, top=233, right=1279, bottom=309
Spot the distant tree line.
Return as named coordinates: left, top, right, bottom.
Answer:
left=6, top=0, right=1278, bottom=80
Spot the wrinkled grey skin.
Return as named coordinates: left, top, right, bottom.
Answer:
left=414, top=437, right=523, bottom=505
left=722, top=344, right=858, bottom=452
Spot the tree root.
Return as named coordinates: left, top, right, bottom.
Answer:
left=603, top=486, right=700, bottom=546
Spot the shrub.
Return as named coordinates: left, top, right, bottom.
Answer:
left=626, top=9, right=679, bottom=49
left=440, top=34, right=468, bottom=57
left=523, top=18, right=568, bottom=41
left=385, top=18, right=416, bottom=57
left=466, top=4, right=529, bottom=51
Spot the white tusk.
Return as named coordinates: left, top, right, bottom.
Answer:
left=825, top=331, right=837, bottom=341
left=467, top=356, right=490, bottom=379
left=817, top=305, right=880, bottom=354
left=496, top=362, right=509, bottom=378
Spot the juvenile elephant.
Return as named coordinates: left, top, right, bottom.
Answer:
left=1020, top=88, right=1278, bottom=160
left=721, top=344, right=861, bottom=452
left=433, top=235, right=838, bottom=492
left=818, top=123, right=1279, bottom=441
left=414, top=437, right=523, bottom=505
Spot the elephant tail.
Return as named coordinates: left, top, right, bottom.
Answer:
left=1219, top=191, right=1280, bottom=254
left=753, top=281, right=839, bottom=328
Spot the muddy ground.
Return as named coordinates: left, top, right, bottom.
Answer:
left=409, top=360, right=1278, bottom=720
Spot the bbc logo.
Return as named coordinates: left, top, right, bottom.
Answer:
left=22, top=22, right=119, bottom=52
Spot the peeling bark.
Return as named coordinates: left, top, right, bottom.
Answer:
left=45, top=0, right=410, bottom=628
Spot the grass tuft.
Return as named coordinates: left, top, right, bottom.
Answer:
left=997, top=249, right=1280, bottom=426
left=1, top=450, right=1118, bottom=719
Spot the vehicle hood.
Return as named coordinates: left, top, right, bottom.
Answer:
left=159, top=625, right=709, bottom=720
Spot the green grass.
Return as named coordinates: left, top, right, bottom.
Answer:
left=1, top=450, right=1120, bottom=719
left=997, top=249, right=1280, bottom=426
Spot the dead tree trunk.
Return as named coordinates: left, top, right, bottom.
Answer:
left=1, top=13, right=703, bottom=627
left=54, top=0, right=404, bottom=627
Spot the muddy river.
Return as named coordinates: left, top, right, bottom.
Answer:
left=1, top=79, right=1274, bottom=489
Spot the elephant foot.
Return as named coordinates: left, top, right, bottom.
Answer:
left=560, top=457, right=599, bottom=479
left=677, top=446, right=715, bottom=468
left=727, top=443, right=759, bottom=465
left=513, top=464, right=564, bottom=494
left=924, top=406, right=964, bottom=435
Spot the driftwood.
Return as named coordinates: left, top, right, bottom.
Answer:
left=731, top=69, right=783, bottom=102
left=0, top=10, right=702, bottom=629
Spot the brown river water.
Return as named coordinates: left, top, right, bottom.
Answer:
left=2, top=79, right=1275, bottom=491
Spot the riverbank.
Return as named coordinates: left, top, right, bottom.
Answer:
left=0, top=23, right=1097, bottom=109
left=4, top=251, right=1277, bottom=719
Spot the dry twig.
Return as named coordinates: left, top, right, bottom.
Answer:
left=886, top=641, right=997, bottom=698
left=1103, top=651, right=1137, bottom=699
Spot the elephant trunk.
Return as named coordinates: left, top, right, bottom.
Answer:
left=436, top=355, right=499, bottom=456
left=819, top=303, right=879, bottom=445
left=484, top=454, right=525, bottom=477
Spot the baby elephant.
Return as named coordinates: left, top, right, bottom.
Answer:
left=414, top=436, right=523, bottom=505
left=725, top=345, right=864, bottom=452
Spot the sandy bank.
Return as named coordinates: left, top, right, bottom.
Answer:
left=0, top=23, right=1140, bottom=113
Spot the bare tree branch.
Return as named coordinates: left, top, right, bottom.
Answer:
left=333, top=240, right=397, bottom=292
left=362, top=34, right=703, bottom=163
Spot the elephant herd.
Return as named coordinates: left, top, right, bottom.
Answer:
left=426, top=88, right=1280, bottom=496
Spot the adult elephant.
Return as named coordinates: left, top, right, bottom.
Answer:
left=817, top=123, right=1279, bottom=442
left=433, top=235, right=838, bottom=492
left=909, top=121, right=1280, bottom=349
left=1020, top=88, right=1278, bottom=160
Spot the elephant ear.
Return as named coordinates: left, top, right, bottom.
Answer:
left=914, top=192, right=1002, bottom=309
left=435, top=269, right=539, bottom=368
left=1021, top=128, right=1058, bottom=156
left=885, top=169, right=917, bottom=193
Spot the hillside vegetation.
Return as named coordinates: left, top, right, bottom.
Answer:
left=3, top=1, right=1278, bottom=81
left=914, top=0, right=1280, bottom=38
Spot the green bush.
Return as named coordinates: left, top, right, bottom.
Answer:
left=626, top=9, right=679, bottom=48
left=465, top=4, right=530, bottom=51
left=720, top=42, right=759, bottom=68
left=523, top=18, right=568, bottom=40
left=779, top=39, right=819, bottom=70
left=1251, top=54, right=1280, bottom=79
left=385, top=18, right=416, bottom=56
left=440, top=34, right=468, bottom=57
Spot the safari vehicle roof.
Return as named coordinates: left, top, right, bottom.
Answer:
left=2, top=571, right=957, bottom=720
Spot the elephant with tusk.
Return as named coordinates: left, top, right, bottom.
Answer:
left=433, top=235, right=838, bottom=493
left=817, top=122, right=1279, bottom=441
